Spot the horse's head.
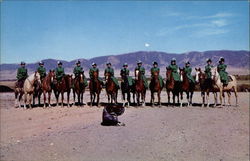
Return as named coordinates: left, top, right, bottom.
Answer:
left=179, top=68, right=185, bottom=82
left=211, top=67, right=219, bottom=81
left=34, top=72, right=41, bottom=84
left=105, top=72, right=111, bottom=81
left=49, top=70, right=55, bottom=83
left=135, top=69, right=142, bottom=80
left=166, top=68, right=172, bottom=81
left=92, top=71, right=99, bottom=80
left=79, top=72, right=84, bottom=83
left=195, top=68, right=204, bottom=83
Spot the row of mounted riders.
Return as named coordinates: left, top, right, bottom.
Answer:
left=14, top=57, right=238, bottom=109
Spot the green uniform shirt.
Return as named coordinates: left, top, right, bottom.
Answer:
left=17, top=67, right=28, bottom=80
left=55, top=67, right=65, bottom=80
left=150, top=67, right=160, bottom=75
left=217, top=64, right=228, bottom=84
left=205, top=64, right=213, bottom=79
left=167, top=64, right=180, bottom=81
left=135, top=66, right=148, bottom=88
left=89, top=67, right=99, bottom=79
left=104, top=67, right=114, bottom=76
left=120, top=68, right=130, bottom=76
left=135, top=66, right=145, bottom=75
left=37, top=66, right=46, bottom=78
left=73, top=66, right=83, bottom=76
left=184, top=66, right=195, bottom=83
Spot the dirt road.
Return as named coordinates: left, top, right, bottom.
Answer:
left=0, top=92, right=249, bottom=161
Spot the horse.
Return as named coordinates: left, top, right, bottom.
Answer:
left=166, top=68, right=180, bottom=106
left=211, top=67, right=238, bottom=106
left=14, top=81, right=24, bottom=108
left=179, top=68, right=195, bottom=107
left=73, top=72, right=86, bottom=106
left=89, top=71, right=102, bottom=106
left=149, top=71, right=163, bottom=107
left=41, top=70, right=55, bottom=108
left=32, top=78, right=43, bottom=107
left=120, top=73, right=134, bottom=107
left=195, top=68, right=217, bottom=107
left=134, top=69, right=146, bottom=106
left=53, top=74, right=73, bottom=107
left=23, top=72, right=41, bottom=109
left=105, top=72, right=118, bottom=104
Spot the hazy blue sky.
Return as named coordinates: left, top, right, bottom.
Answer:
left=1, top=1, right=249, bottom=63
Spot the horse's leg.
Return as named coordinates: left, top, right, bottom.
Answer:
left=73, top=90, right=76, bottom=105
left=201, top=91, right=205, bottom=107
left=136, top=92, right=140, bottom=106
left=206, top=91, right=210, bottom=107
left=97, top=93, right=100, bottom=107
left=90, top=93, right=93, bottom=106
left=222, top=90, right=226, bottom=106
left=213, top=92, right=217, bottom=107
left=24, top=93, right=27, bottom=109
left=29, top=94, right=32, bottom=109
left=219, top=89, right=223, bottom=106
left=186, top=91, right=190, bottom=107
left=227, top=91, right=231, bottom=106
left=172, top=92, right=175, bottom=106
left=61, top=92, right=64, bottom=107
left=14, top=91, right=18, bottom=107
left=127, top=92, right=131, bottom=107
left=33, top=94, right=36, bottom=107
left=48, top=92, right=51, bottom=107
left=180, top=91, right=183, bottom=107
left=122, top=92, right=125, bottom=106
left=158, top=91, right=161, bottom=107
left=142, top=92, right=146, bottom=107
left=151, top=91, right=154, bottom=107
left=54, top=91, right=59, bottom=106
left=19, top=92, right=23, bottom=108
left=67, top=91, right=70, bottom=107
left=233, top=86, right=238, bottom=107
left=167, top=90, right=170, bottom=105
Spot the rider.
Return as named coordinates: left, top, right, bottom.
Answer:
left=104, top=62, right=120, bottom=89
left=217, top=57, right=229, bottom=86
left=135, top=60, right=148, bottom=89
left=183, top=61, right=195, bottom=83
left=120, top=63, right=133, bottom=86
left=150, top=62, right=164, bottom=88
left=205, top=58, right=213, bottom=80
left=37, top=61, right=46, bottom=80
left=16, top=61, right=28, bottom=88
left=89, top=62, right=104, bottom=85
left=166, top=58, right=180, bottom=82
left=73, top=60, right=88, bottom=87
left=55, top=61, right=65, bottom=82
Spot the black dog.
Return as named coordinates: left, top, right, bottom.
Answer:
left=101, top=104, right=125, bottom=126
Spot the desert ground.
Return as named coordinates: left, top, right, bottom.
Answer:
left=0, top=90, right=249, bottom=161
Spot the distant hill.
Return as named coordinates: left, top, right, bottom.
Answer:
left=0, top=50, right=249, bottom=80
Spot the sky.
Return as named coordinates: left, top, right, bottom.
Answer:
left=1, top=1, right=249, bottom=63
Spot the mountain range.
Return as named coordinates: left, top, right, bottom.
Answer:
left=0, top=50, right=249, bottom=80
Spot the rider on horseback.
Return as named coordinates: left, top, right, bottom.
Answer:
left=89, top=63, right=104, bottom=85
left=167, top=58, right=180, bottom=81
left=183, top=61, right=195, bottom=83
left=120, top=63, right=133, bottom=86
left=73, top=60, right=88, bottom=87
left=217, top=57, right=229, bottom=86
left=104, top=62, right=120, bottom=89
left=55, top=61, right=65, bottom=83
left=150, top=62, right=164, bottom=88
left=37, top=61, right=46, bottom=81
left=135, top=60, right=148, bottom=89
left=16, top=61, right=28, bottom=88
left=204, top=58, right=213, bottom=87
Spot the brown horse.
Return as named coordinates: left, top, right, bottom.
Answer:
left=166, top=68, right=180, bottom=106
left=73, top=72, right=86, bottom=106
left=105, top=72, right=118, bottom=104
left=149, top=71, right=164, bottom=107
left=53, top=74, right=72, bottom=107
left=134, top=69, right=146, bottom=106
left=41, top=70, right=55, bottom=108
left=179, top=68, right=195, bottom=107
left=120, top=74, right=135, bottom=107
left=33, top=78, right=43, bottom=107
left=195, top=68, right=217, bottom=107
left=89, top=71, right=102, bottom=106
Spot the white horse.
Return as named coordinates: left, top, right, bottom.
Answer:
left=211, top=67, right=238, bottom=106
left=23, top=72, right=41, bottom=109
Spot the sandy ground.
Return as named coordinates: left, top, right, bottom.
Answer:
left=0, top=91, right=249, bottom=161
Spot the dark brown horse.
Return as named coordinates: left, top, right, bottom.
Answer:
left=166, top=68, right=180, bottom=106
left=89, top=71, right=102, bottom=106
left=195, top=68, right=217, bottom=107
left=33, top=78, right=42, bottom=107
left=73, top=72, right=86, bottom=106
left=105, top=72, right=118, bottom=104
left=53, top=74, right=73, bottom=107
left=41, top=70, right=55, bottom=107
left=121, top=74, right=135, bottom=107
left=134, top=69, right=146, bottom=106
left=179, top=68, right=195, bottom=107
left=149, top=71, right=164, bottom=107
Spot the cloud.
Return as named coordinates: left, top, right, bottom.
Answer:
left=193, top=29, right=229, bottom=37
left=186, top=12, right=233, bottom=20
left=145, top=43, right=150, bottom=47
left=211, top=19, right=228, bottom=27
